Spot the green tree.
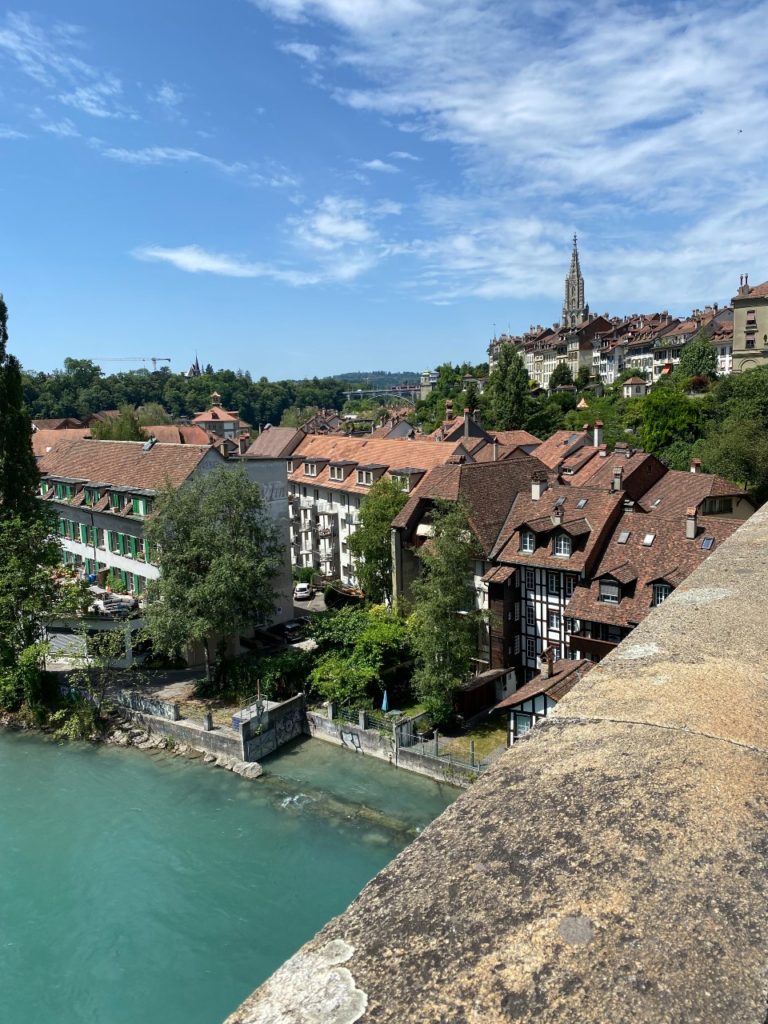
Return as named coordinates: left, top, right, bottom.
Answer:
left=409, top=500, right=483, bottom=726
left=639, top=382, right=701, bottom=455
left=694, top=416, right=768, bottom=504
left=90, top=405, right=146, bottom=441
left=675, top=333, right=718, bottom=383
left=463, top=380, right=480, bottom=414
left=575, top=366, right=592, bottom=390
left=137, top=402, right=172, bottom=426
left=548, top=362, right=574, bottom=390
left=348, top=478, right=408, bottom=605
left=144, top=468, right=282, bottom=679
left=485, top=346, right=531, bottom=430
left=0, top=295, right=69, bottom=712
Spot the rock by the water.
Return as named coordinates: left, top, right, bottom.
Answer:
left=232, top=761, right=263, bottom=780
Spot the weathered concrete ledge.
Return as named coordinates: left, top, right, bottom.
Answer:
left=225, top=502, right=768, bottom=1024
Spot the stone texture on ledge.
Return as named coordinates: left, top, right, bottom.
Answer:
left=225, top=503, right=768, bottom=1024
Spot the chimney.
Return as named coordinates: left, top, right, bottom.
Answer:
left=492, top=441, right=498, bottom=462
left=551, top=506, right=563, bottom=526
left=464, top=409, right=470, bottom=437
left=593, top=420, right=604, bottom=447
left=238, top=435, right=249, bottom=455
left=598, top=444, right=608, bottom=457
left=686, top=506, right=698, bottom=540
left=612, top=465, right=623, bottom=492
left=690, top=458, right=702, bottom=474
left=445, top=399, right=454, bottom=421
left=531, top=474, right=548, bottom=501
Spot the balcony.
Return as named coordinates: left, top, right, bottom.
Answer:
left=569, top=632, right=617, bottom=660
left=226, top=501, right=768, bottom=1024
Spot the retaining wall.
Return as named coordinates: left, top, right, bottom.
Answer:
left=125, top=711, right=244, bottom=759
left=244, top=694, right=306, bottom=761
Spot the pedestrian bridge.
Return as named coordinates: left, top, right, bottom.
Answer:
left=226, top=500, right=768, bottom=1024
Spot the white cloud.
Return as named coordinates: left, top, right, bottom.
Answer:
left=150, top=81, right=185, bottom=118
left=0, top=125, right=27, bottom=139
left=360, top=158, right=399, bottom=173
left=389, top=150, right=420, bottom=161
left=41, top=118, right=79, bottom=137
left=100, top=144, right=246, bottom=175
left=278, top=41, right=321, bottom=62
left=60, top=77, right=127, bottom=118
left=252, top=0, right=768, bottom=306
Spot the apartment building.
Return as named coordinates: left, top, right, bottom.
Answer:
left=286, top=433, right=474, bottom=586
left=732, top=275, right=768, bottom=373
left=36, top=436, right=293, bottom=620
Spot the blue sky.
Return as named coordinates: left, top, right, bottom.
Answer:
left=2, top=1, right=767, bottom=377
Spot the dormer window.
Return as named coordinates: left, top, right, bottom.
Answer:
left=131, top=496, right=151, bottom=516
left=329, top=466, right=345, bottom=482
left=357, top=469, right=374, bottom=486
left=110, top=492, right=122, bottom=510
left=652, top=583, right=671, bottom=606
left=520, top=530, right=535, bottom=553
left=304, top=462, right=317, bottom=478
left=391, top=474, right=410, bottom=492
left=554, top=533, right=571, bottom=557
left=599, top=580, right=620, bottom=604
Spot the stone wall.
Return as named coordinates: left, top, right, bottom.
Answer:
left=244, top=694, right=306, bottom=761
left=114, top=691, right=180, bottom=720
left=226, top=502, right=768, bottom=1024
left=125, top=712, right=244, bottom=759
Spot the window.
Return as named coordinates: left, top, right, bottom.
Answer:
left=131, top=496, right=148, bottom=516
left=357, top=470, right=374, bottom=486
left=525, top=569, right=535, bottom=590
left=329, top=466, right=344, bottom=481
left=525, top=605, right=535, bottom=626
left=554, top=533, right=571, bottom=557
left=704, top=497, right=732, bottom=515
left=576, top=498, right=588, bottom=509
left=701, top=537, right=714, bottom=551
left=392, top=475, right=410, bottom=492
left=746, top=335, right=756, bottom=350
left=547, top=572, right=559, bottom=594
left=565, top=575, right=576, bottom=597
left=520, top=530, right=535, bottom=553
left=564, top=616, right=574, bottom=633
left=548, top=611, right=560, bottom=629
left=617, top=530, right=630, bottom=544
left=653, top=583, right=671, bottom=606
left=642, top=533, right=655, bottom=546
left=286, top=460, right=294, bottom=473
left=110, top=492, right=121, bottom=509
left=514, top=602, right=520, bottom=621
left=304, top=462, right=317, bottom=477
left=513, top=636, right=520, bottom=655
left=526, top=638, right=536, bottom=660
left=57, top=518, right=66, bottom=537
left=599, top=580, right=620, bottom=604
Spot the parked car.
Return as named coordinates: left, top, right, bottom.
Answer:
left=293, top=582, right=313, bottom=601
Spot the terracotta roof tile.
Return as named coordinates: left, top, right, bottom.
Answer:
left=37, top=438, right=214, bottom=491
left=32, top=428, right=92, bottom=456
left=532, top=429, right=590, bottom=469
left=640, top=470, right=750, bottom=518
left=494, top=659, right=593, bottom=709
left=244, top=426, right=304, bottom=458
left=144, top=424, right=212, bottom=445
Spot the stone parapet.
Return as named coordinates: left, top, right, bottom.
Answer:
left=225, top=500, right=768, bottom=1023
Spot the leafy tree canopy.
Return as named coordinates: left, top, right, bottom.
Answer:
left=90, top=404, right=146, bottom=441
left=485, top=346, right=531, bottom=431
left=674, top=333, right=719, bottom=383
left=548, top=362, right=574, bottom=390
left=348, top=478, right=408, bottom=605
left=144, top=468, right=282, bottom=678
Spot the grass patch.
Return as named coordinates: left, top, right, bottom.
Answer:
left=438, top=717, right=508, bottom=762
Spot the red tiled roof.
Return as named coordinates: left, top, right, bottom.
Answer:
left=494, top=659, right=593, bottom=709
left=531, top=429, right=590, bottom=469
left=32, top=428, right=92, bottom=456
left=144, top=424, right=212, bottom=445
left=564, top=510, right=743, bottom=629
left=488, top=430, right=542, bottom=447
left=569, top=450, right=668, bottom=501
left=244, top=426, right=304, bottom=458
left=639, top=470, right=750, bottom=518
left=734, top=280, right=768, bottom=300
left=37, top=438, right=214, bottom=491
left=492, top=482, right=625, bottom=575
left=191, top=407, right=240, bottom=423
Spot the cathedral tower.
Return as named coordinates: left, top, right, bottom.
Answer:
left=562, top=234, right=588, bottom=328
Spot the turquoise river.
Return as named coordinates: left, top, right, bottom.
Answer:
left=0, top=730, right=456, bottom=1024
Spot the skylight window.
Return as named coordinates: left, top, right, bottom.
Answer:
left=701, top=537, right=715, bottom=551
left=576, top=498, right=588, bottom=509
left=554, top=497, right=565, bottom=507
left=651, top=498, right=662, bottom=508
left=642, top=533, right=655, bottom=546
left=617, top=531, right=630, bottom=544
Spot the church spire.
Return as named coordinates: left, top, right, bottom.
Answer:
left=562, top=234, right=587, bottom=328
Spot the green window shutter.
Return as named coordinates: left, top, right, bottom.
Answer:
left=79, top=524, right=88, bottom=544
left=105, top=530, right=111, bottom=551
left=120, top=570, right=128, bottom=589
left=143, top=539, right=151, bottom=562
left=118, top=534, right=125, bottom=556
left=129, top=536, right=138, bottom=559
left=58, top=519, right=66, bottom=537
left=132, top=574, right=141, bottom=593
left=67, top=521, right=75, bottom=540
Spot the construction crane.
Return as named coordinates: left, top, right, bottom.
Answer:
left=97, top=357, right=172, bottom=371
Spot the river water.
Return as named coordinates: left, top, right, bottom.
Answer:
left=0, top=731, right=455, bottom=1024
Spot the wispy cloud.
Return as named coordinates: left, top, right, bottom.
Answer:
left=253, top=0, right=768, bottom=305
left=0, top=125, right=27, bottom=139
left=360, top=158, right=399, bottom=173
left=41, top=118, right=79, bottom=137
left=278, top=41, right=321, bottom=62
left=389, top=150, right=420, bottom=161
left=151, top=81, right=184, bottom=111
left=0, top=11, right=132, bottom=119
left=135, top=193, right=402, bottom=287
left=99, top=144, right=246, bottom=174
